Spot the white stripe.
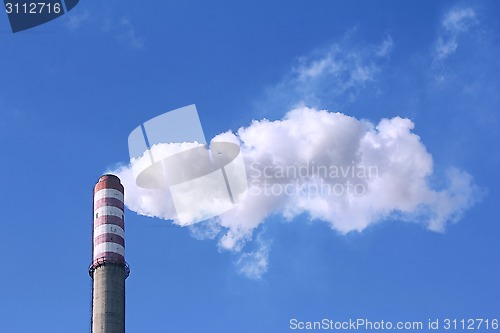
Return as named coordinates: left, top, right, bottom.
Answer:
left=93, top=242, right=125, bottom=258
left=94, top=224, right=125, bottom=239
left=94, top=188, right=124, bottom=203
left=94, top=206, right=124, bottom=219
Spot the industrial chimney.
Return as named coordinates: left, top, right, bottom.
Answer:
left=89, top=175, right=130, bottom=333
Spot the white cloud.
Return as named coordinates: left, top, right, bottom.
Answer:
left=294, top=45, right=379, bottom=95
left=426, top=168, right=479, bottom=232
left=264, top=34, right=393, bottom=110
left=111, top=107, right=479, bottom=278
left=101, top=17, right=144, bottom=50
left=443, top=8, right=477, bottom=32
left=188, top=218, right=222, bottom=241
left=435, top=7, right=477, bottom=61
left=118, top=17, right=144, bottom=50
left=376, top=35, right=394, bottom=57
left=66, top=9, right=90, bottom=30
left=234, top=236, right=270, bottom=279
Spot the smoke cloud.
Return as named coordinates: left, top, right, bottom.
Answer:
left=111, top=106, right=478, bottom=277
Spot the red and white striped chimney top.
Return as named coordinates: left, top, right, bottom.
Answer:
left=92, top=174, right=125, bottom=265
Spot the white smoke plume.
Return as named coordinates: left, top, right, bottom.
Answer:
left=111, top=106, right=478, bottom=277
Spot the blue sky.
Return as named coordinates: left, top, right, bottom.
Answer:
left=1, top=1, right=499, bottom=332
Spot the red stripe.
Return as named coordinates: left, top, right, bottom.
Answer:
left=94, top=180, right=124, bottom=193
left=93, top=215, right=124, bottom=230
left=94, top=234, right=125, bottom=247
left=93, top=252, right=125, bottom=262
left=94, top=198, right=124, bottom=210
